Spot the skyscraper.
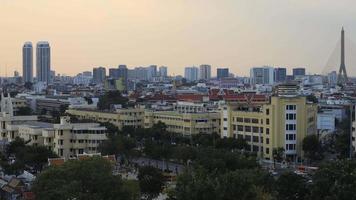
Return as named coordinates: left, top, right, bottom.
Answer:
left=36, top=41, right=51, bottom=83
left=118, top=65, right=128, bottom=89
left=292, top=68, right=305, bottom=78
left=93, top=67, right=106, bottom=84
left=199, top=64, right=211, bottom=80
left=159, top=66, right=168, bottom=77
left=250, top=66, right=274, bottom=85
left=109, top=68, right=119, bottom=79
left=23, top=42, right=33, bottom=83
left=217, top=68, right=229, bottom=79
left=274, top=68, right=287, bottom=83
left=184, top=67, right=199, bottom=82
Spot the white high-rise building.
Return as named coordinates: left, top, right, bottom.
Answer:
left=23, top=42, right=33, bottom=83
left=250, top=66, right=275, bottom=85
left=184, top=67, right=199, bottom=82
left=36, top=41, right=51, bottom=84
left=199, top=64, right=211, bottom=80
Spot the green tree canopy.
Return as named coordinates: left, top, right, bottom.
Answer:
left=32, top=157, right=132, bottom=200
left=138, top=166, right=165, bottom=200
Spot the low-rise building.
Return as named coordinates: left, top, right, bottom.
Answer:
left=221, top=92, right=317, bottom=161
left=66, top=107, right=145, bottom=129
left=144, top=111, right=220, bottom=136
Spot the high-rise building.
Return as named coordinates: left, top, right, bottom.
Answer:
left=292, top=68, right=306, bottom=78
left=118, top=65, right=128, bottom=90
left=22, top=42, right=33, bottom=83
left=184, top=67, right=199, bottom=82
left=159, top=66, right=168, bottom=77
left=250, top=66, right=274, bottom=85
left=109, top=68, right=119, bottom=79
left=274, top=68, right=287, bottom=83
left=147, top=65, right=157, bottom=81
left=93, top=67, right=106, bottom=84
left=217, top=68, right=229, bottom=79
left=36, top=41, right=51, bottom=83
left=199, top=65, right=211, bottom=80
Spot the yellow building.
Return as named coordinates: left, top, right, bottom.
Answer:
left=66, top=107, right=145, bottom=129
left=145, top=111, right=220, bottom=136
left=221, top=95, right=317, bottom=161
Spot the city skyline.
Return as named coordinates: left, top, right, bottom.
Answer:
left=1, top=1, right=356, bottom=77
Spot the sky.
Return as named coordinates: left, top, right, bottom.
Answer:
left=0, top=0, right=356, bottom=77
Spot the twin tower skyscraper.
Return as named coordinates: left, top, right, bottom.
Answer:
left=22, top=41, right=51, bottom=84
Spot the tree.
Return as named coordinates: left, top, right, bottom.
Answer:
left=97, top=91, right=128, bottom=110
left=4, top=138, right=57, bottom=173
left=302, top=135, right=323, bottom=161
left=310, top=160, right=356, bottom=200
left=138, top=166, right=165, bottom=200
left=335, top=132, right=350, bottom=159
left=275, top=172, right=309, bottom=200
left=272, top=147, right=285, bottom=167
left=32, top=157, right=131, bottom=200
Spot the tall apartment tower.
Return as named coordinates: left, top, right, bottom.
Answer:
left=36, top=41, right=51, bottom=83
left=199, top=64, right=211, bottom=80
left=93, top=67, right=106, bottom=84
left=23, top=42, right=33, bottom=83
left=217, top=68, right=229, bottom=79
left=184, top=67, right=199, bottom=82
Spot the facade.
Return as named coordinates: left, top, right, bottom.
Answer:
left=274, top=68, right=287, bottom=83
left=199, top=65, right=211, bottom=80
left=118, top=65, right=128, bottom=90
left=159, top=66, right=168, bottom=77
left=250, top=66, right=274, bottom=85
left=93, top=67, right=106, bottom=84
left=109, top=68, right=119, bottom=79
left=221, top=95, right=317, bottom=161
left=217, top=68, right=229, bottom=79
left=144, top=111, right=220, bottom=136
left=184, top=67, right=199, bottom=82
left=22, top=42, right=33, bottom=83
left=66, top=107, right=145, bottom=130
left=147, top=65, right=157, bottom=81
left=293, top=68, right=306, bottom=77
left=36, top=41, right=51, bottom=83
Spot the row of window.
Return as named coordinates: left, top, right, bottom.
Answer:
left=234, top=125, right=270, bottom=135
left=286, top=105, right=297, bottom=110
left=286, top=124, right=296, bottom=131
left=286, top=113, right=296, bottom=120
left=285, top=134, right=296, bottom=140
left=286, top=144, right=296, bottom=150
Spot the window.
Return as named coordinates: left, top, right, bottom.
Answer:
left=260, top=128, right=264, bottom=133
left=252, top=126, right=259, bottom=133
left=233, top=125, right=237, bottom=131
left=237, top=125, right=243, bottom=131
left=286, top=105, right=297, bottom=110
left=286, top=144, right=296, bottom=150
left=223, top=127, right=227, bottom=130
left=244, top=126, right=251, bottom=132
left=252, top=145, right=259, bottom=152
left=286, top=124, right=296, bottom=131
left=286, top=113, right=296, bottom=120
left=266, top=128, right=270, bottom=135
left=223, top=118, right=227, bottom=121
left=286, top=134, right=296, bottom=140
left=253, top=136, right=259, bottom=142
left=266, top=138, right=269, bottom=144
left=244, top=118, right=251, bottom=123
left=266, top=119, right=270, bottom=125
left=266, top=148, right=270, bottom=154
left=245, top=135, right=251, bottom=141
left=251, top=118, right=259, bottom=124
left=266, top=109, right=270, bottom=115
left=237, top=117, right=243, bottom=122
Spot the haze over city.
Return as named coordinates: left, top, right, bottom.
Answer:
left=1, top=0, right=356, bottom=77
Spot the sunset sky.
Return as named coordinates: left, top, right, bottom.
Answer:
left=0, top=0, right=356, bottom=77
